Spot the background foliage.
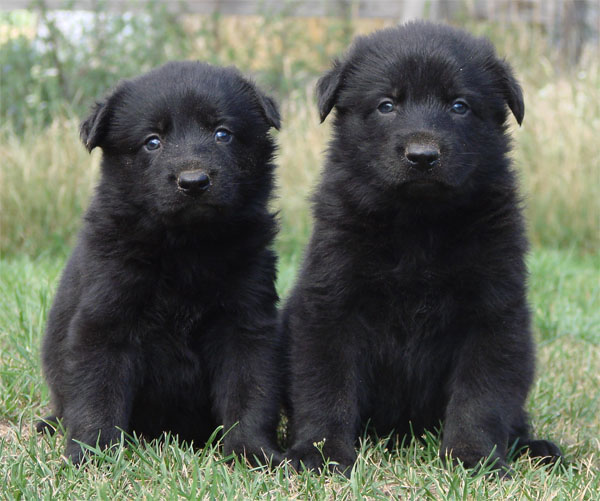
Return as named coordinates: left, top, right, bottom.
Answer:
left=1, top=2, right=598, bottom=257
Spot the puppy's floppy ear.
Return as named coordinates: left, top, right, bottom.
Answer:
left=495, top=59, right=525, bottom=126
left=317, top=58, right=345, bottom=123
left=255, top=89, right=281, bottom=130
left=80, top=100, right=110, bottom=152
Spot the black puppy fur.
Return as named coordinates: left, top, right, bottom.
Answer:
left=282, top=22, right=562, bottom=474
left=38, top=61, right=283, bottom=465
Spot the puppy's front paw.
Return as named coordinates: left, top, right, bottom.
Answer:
left=223, top=437, right=283, bottom=467
left=65, top=441, right=87, bottom=467
left=524, top=439, right=563, bottom=465
left=63, top=427, right=123, bottom=467
left=440, top=443, right=511, bottom=478
left=286, top=440, right=356, bottom=476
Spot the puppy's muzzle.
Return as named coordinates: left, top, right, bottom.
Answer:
left=405, top=143, right=440, bottom=171
left=177, top=170, right=211, bottom=195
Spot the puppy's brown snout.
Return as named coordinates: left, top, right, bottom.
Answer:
left=406, top=143, right=440, bottom=171
left=177, top=170, right=210, bottom=194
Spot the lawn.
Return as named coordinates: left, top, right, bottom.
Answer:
left=0, top=248, right=598, bottom=499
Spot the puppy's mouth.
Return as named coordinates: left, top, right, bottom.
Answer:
left=173, top=199, right=225, bottom=213
left=406, top=177, right=440, bottom=185
left=158, top=202, right=228, bottom=226
left=404, top=169, right=446, bottom=185
left=400, top=173, right=453, bottom=197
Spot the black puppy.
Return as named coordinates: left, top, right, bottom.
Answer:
left=282, top=22, right=561, bottom=474
left=38, top=61, right=282, bottom=465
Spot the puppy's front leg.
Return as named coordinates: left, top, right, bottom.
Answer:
left=209, top=323, right=283, bottom=466
left=286, top=319, right=361, bottom=475
left=62, top=320, right=136, bottom=465
left=441, top=324, right=532, bottom=475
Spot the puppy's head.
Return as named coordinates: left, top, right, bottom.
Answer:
left=81, top=61, right=280, bottom=224
left=317, top=22, right=523, bottom=199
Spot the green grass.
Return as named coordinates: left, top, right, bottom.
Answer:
left=1, top=248, right=598, bottom=499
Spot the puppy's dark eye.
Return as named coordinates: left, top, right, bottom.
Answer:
left=145, top=136, right=161, bottom=151
left=215, top=128, right=232, bottom=143
left=450, top=100, right=469, bottom=115
left=377, top=100, right=395, bottom=114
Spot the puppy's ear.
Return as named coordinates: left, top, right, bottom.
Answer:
left=496, top=59, right=525, bottom=126
left=80, top=100, right=110, bottom=152
left=317, top=58, right=345, bottom=123
left=255, top=89, right=281, bottom=130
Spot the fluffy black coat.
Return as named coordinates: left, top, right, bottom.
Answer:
left=282, top=22, right=561, bottom=474
left=38, top=61, right=282, bottom=464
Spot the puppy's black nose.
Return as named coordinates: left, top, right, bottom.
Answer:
left=177, top=170, right=210, bottom=194
left=405, top=143, right=440, bottom=171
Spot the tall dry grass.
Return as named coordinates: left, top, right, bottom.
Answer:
left=275, top=86, right=327, bottom=255
left=1, top=18, right=598, bottom=258
left=469, top=21, right=600, bottom=253
left=0, top=119, right=100, bottom=257
left=516, top=60, right=599, bottom=252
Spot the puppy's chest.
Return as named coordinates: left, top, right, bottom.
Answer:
left=363, top=235, right=478, bottom=330
left=130, top=267, right=215, bottom=344
left=370, top=262, right=459, bottom=334
left=132, top=294, right=218, bottom=399
left=131, top=252, right=242, bottom=365
left=140, top=283, right=215, bottom=340
left=364, top=327, right=455, bottom=433
left=139, top=253, right=232, bottom=332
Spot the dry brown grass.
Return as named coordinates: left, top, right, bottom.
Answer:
left=1, top=18, right=597, bottom=257
left=1, top=118, right=100, bottom=257
left=516, top=56, right=600, bottom=251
